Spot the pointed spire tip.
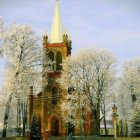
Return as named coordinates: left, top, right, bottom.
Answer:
left=50, top=0, right=63, bottom=43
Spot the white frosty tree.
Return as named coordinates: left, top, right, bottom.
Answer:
left=59, top=47, right=116, bottom=136
left=130, top=105, right=140, bottom=137
left=119, top=57, right=140, bottom=135
left=1, top=22, right=42, bottom=137
left=0, top=17, right=4, bottom=54
left=100, top=88, right=115, bottom=136
left=121, top=58, right=140, bottom=107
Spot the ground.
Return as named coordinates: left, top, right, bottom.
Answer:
left=0, top=137, right=140, bottom=140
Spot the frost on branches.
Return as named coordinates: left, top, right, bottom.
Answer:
left=1, top=22, right=42, bottom=137
left=121, top=58, right=140, bottom=108
left=131, top=105, right=140, bottom=137
left=59, top=47, right=116, bottom=136
left=0, top=17, right=4, bottom=54
left=118, top=57, right=140, bottom=135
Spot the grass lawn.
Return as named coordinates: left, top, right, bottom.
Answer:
left=49, top=137, right=140, bottom=140
left=50, top=136, right=140, bottom=140
left=0, top=137, right=25, bottom=140
left=117, top=138, right=140, bottom=140
left=0, top=137, right=140, bottom=140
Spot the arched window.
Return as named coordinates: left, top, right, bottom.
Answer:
left=56, top=51, right=62, bottom=70
left=48, top=51, right=54, bottom=70
left=52, top=87, right=58, bottom=105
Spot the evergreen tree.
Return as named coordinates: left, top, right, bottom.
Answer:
left=119, top=119, right=128, bottom=137
left=125, top=121, right=128, bottom=137
left=30, top=115, right=41, bottom=140
left=124, top=119, right=128, bottom=137
left=131, top=108, right=140, bottom=137
left=119, top=119, right=123, bottom=136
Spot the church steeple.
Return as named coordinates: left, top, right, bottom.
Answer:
left=50, top=0, right=63, bottom=43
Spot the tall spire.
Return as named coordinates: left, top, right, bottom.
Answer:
left=50, top=0, right=63, bottom=43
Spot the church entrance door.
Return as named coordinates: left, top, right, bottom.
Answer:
left=51, top=117, right=59, bottom=136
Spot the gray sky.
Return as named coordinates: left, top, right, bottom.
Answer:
left=0, top=0, right=140, bottom=84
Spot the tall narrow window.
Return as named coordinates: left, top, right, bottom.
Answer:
left=56, top=51, right=62, bottom=70
left=48, top=51, right=54, bottom=70
left=52, top=87, right=58, bottom=105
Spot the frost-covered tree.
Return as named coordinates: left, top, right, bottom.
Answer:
left=131, top=106, right=140, bottom=137
left=117, top=118, right=129, bottom=137
left=100, top=89, right=114, bottom=136
left=121, top=58, right=140, bottom=108
left=118, top=58, right=140, bottom=136
left=0, top=17, right=4, bottom=54
left=59, top=47, right=116, bottom=136
left=1, top=22, right=42, bottom=137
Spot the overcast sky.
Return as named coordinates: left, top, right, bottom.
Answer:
left=0, top=0, right=140, bottom=84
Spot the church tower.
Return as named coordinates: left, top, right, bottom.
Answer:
left=30, top=0, right=91, bottom=138
left=41, top=0, right=72, bottom=137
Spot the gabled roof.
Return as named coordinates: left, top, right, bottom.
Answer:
left=100, top=120, right=114, bottom=129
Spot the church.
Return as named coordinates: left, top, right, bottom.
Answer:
left=28, top=0, right=91, bottom=139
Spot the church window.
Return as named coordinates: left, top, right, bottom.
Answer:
left=48, top=51, right=54, bottom=70
left=56, top=51, right=62, bottom=70
left=52, top=87, right=58, bottom=105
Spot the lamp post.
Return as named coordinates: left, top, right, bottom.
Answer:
left=112, top=104, right=118, bottom=139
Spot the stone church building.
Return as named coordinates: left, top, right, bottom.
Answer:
left=28, top=0, right=91, bottom=139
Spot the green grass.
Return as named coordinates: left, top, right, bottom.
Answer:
left=0, top=137, right=140, bottom=140
left=116, top=138, right=140, bottom=140
left=48, top=136, right=140, bottom=140
left=0, top=137, right=25, bottom=140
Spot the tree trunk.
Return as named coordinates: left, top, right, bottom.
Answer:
left=17, top=99, right=21, bottom=136
left=104, top=117, right=107, bottom=136
left=81, top=106, right=86, bottom=137
left=90, top=108, right=99, bottom=136
left=22, top=103, right=27, bottom=136
left=102, top=101, right=107, bottom=136
left=96, top=100, right=100, bottom=136
left=2, top=93, right=13, bottom=137
left=90, top=100, right=100, bottom=136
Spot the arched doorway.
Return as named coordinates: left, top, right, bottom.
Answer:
left=50, top=116, right=59, bottom=136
